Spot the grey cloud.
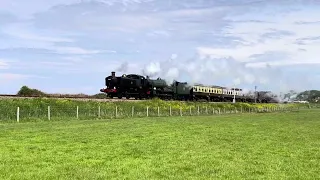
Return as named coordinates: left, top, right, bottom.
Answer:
left=29, top=0, right=244, bottom=50
left=0, top=12, right=19, bottom=25
left=231, top=20, right=274, bottom=23
left=261, top=29, right=295, bottom=39
left=30, top=0, right=247, bottom=32
left=249, top=51, right=290, bottom=62
left=295, top=36, right=320, bottom=45
left=31, top=2, right=165, bottom=32
left=295, top=21, right=320, bottom=25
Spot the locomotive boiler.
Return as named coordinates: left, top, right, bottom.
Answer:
left=100, top=72, right=175, bottom=99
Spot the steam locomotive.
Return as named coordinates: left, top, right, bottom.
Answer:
left=100, top=71, right=277, bottom=103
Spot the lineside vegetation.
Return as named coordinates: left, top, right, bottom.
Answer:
left=0, top=97, right=309, bottom=122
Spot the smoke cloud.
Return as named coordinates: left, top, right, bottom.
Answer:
left=115, top=53, right=312, bottom=99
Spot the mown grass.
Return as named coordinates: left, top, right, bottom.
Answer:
left=0, top=109, right=319, bottom=179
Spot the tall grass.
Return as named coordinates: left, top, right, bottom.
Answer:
left=0, top=97, right=309, bottom=122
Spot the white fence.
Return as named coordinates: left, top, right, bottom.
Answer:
left=0, top=105, right=304, bottom=123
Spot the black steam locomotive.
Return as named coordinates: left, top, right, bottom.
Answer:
left=100, top=71, right=277, bottom=103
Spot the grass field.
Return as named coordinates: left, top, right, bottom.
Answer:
left=0, top=109, right=319, bottom=179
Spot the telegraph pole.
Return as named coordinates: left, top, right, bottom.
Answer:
left=233, top=86, right=236, bottom=103
left=254, top=86, right=257, bottom=103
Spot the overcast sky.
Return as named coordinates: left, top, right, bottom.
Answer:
left=1, top=0, right=320, bottom=95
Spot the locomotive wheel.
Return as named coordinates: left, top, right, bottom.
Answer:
left=124, top=92, right=130, bottom=99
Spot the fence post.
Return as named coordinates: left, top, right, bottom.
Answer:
left=169, top=106, right=172, bottom=116
left=17, top=107, right=20, bottom=123
left=76, top=106, right=79, bottom=119
left=98, top=106, right=101, bottom=118
left=146, top=106, right=149, bottom=117
left=158, top=106, right=160, bottom=117
left=115, top=106, right=118, bottom=118
left=48, top=106, right=51, bottom=120
left=218, top=108, right=221, bottom=114
left=213, top=108, right=215, bottom=115
left=234, top=107, right=237, bottom=113
left=197, top=106, right=200, bottom=115
left=132, top=106, right=134, bottom=117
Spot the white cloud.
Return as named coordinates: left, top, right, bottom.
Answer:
left=0, top=73, right=30, bottom=80
left=0, top=0, right=80, bottom=18
left=196, top=8, right=320, bottom=67
left=0, top=60, right=9, bottom=69
left=53, top=47, right=116, bottom=55
left=0, top=59, right=18, bottom=69
left=146, top=30, right=171, bottom=38
left=2, top=23, right=74, bottom=42
left=0, top=73, right=47, bottom=85
left=39, top=61, right=74, bottom=66
left=0, top=22, right=115, bottom=55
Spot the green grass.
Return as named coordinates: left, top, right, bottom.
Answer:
left=0, top=109, right=319, bottom=179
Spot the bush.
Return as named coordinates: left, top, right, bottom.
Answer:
left=17, top=86, right=46, bottom=97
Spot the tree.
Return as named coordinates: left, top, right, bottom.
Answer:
left=295, top=90, right=320, bottom=102
left=17, top=86, right=46, bottom=97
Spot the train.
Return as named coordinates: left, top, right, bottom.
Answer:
left=100, top=71, right=278, bottom=103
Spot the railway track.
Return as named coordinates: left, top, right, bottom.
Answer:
left=0, top=94, right=144, bottom=102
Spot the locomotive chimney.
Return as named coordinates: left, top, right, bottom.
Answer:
left=111, top=71, right=115, bottom=78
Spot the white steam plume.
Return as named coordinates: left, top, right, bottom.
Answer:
left=115, top=53, right=311, bottom=99
left=139, top=54, right=312, bottom=96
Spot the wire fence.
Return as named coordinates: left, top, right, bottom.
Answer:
left=0, top=104, right=312, bottom=123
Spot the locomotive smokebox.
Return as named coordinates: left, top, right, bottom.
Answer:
left=111, top=71, right=116, bottom=78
